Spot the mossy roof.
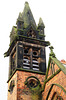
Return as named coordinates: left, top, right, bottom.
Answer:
left=49, top=46, right=66, bottom=75
left=50, top=56, right=66, bottom=75
left=46, top=46, right=66, bottom=75
left=17, top=2, right=36, bottom=28
left=38, top=18, right=45, bottom=28
left=10, top=26, right=17, bottom=36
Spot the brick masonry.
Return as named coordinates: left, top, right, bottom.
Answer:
left=7, top=72, right=17, bottom=100
left=43, top=62, right=66, bottom=100
left=7, top=60, right=66, bottom=100
left=8, top=71, right=45, bottom=100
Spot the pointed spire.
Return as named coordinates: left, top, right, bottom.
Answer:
left=18, top=12, right=23, bottom=21
left=17, top=2, right=36, bottom=28
left=38, top=18, right=45, bottom=28
left=24, top=1, right=29, bottom=10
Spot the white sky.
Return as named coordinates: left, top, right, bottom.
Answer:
left=0, top=0, right=66, bottom=100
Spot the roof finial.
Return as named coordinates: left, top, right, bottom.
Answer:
left=49, top=46, right=56, bottom=57
left=25, top=1, right=29, bottom=5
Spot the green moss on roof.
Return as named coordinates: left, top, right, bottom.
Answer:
left=17, top=2, right=36, bottom=28
left=14, top=26, right=17, bottom=31
left=38, top=18, right=45, bottom=28
left=10, top=26, right=17, bottom=37
left=50, top=56, right=66, bottom=75
left=46, top=47, right=66, bottom=76
left=39, top=33, right=45, bottom=37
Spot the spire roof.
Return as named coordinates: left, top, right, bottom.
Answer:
left=38, top=18, right=45, bottom=28
left=17, top=2, right=36, bottom=28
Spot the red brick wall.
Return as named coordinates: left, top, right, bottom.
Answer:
left=17, top=71, right=45, bottom=100
left=43, top=64, right=66, bottom=100
left=7, top=61, right=66, bottom=100
left=8, top=71, right=45, bottom=100
left=7, top=72, right=17, bottom=100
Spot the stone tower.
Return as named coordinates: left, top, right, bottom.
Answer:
left=5, top=2, right=50, bottom=100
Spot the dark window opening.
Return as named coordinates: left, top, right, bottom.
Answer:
left=23, top=57, right=28, bottom=59
left=19, top=22, right=24, bottom=29
left=19, top=22, right=21, bottom=25
left=28, top=79, right=38, bottom=88
left=33, top=51, right=37, bottom=55
left=8, top=80, right=15, bottom=93
left=24, top=47, right=30, bottom=55
left=29, top=34, right=32, bottom=37
left=40, top=37, right=43, bottom=40
left=30, top=30, right=32, bottom=32
left=24, top=49, right=28, bottom=54
left=27, top=29, right=36, bottom=38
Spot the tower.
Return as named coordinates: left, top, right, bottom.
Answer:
left=5, top=2, right=50, bottom=100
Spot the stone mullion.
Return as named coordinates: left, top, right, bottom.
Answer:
left=30, top=48, right=32, bottom=69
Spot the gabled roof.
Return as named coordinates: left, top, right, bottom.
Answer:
left=48, top=46, right=66, bottom=75
left=17, top=2, right=36, bottom=28
left=50, top=56, right=66, bottom=75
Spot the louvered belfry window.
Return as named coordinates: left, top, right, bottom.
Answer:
left=23, top=46, right=40, bottom=71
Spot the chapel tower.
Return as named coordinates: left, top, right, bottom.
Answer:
left=5, top=2, right=50, bottom=100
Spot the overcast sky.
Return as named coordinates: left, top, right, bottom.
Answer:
left=0, top=0, right=66, bottom=100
